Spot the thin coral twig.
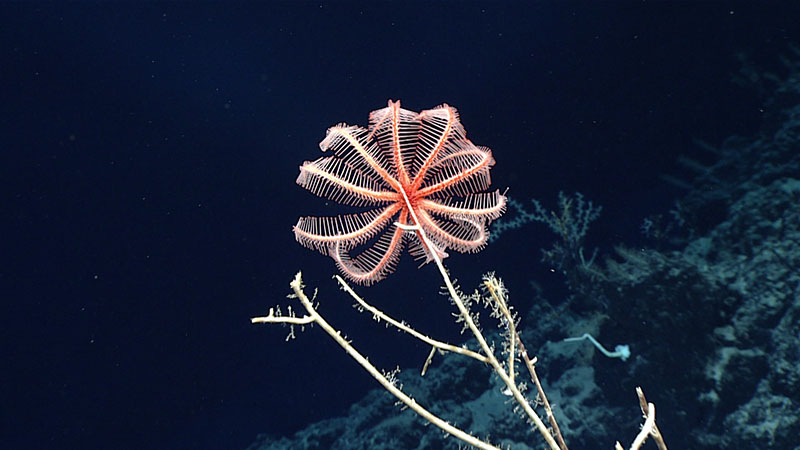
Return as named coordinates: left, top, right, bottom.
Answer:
left=334, top=274, right=489, bottom=365
left=615, top=387, right=667, bottom=450
left=483, top=279, right=568, bottom=450
left=635, top=387, right=667, bottom=450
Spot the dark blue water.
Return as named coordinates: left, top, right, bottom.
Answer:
left=3, top=2, right=799, bottom=449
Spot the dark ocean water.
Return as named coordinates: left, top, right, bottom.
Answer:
left=3, top=2, right=799, bottom=449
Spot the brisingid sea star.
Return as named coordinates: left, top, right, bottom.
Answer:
left=293, top=100, right=506, bottom=285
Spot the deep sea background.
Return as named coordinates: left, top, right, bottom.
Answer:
left=3, top=2, right=800, bottom=449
